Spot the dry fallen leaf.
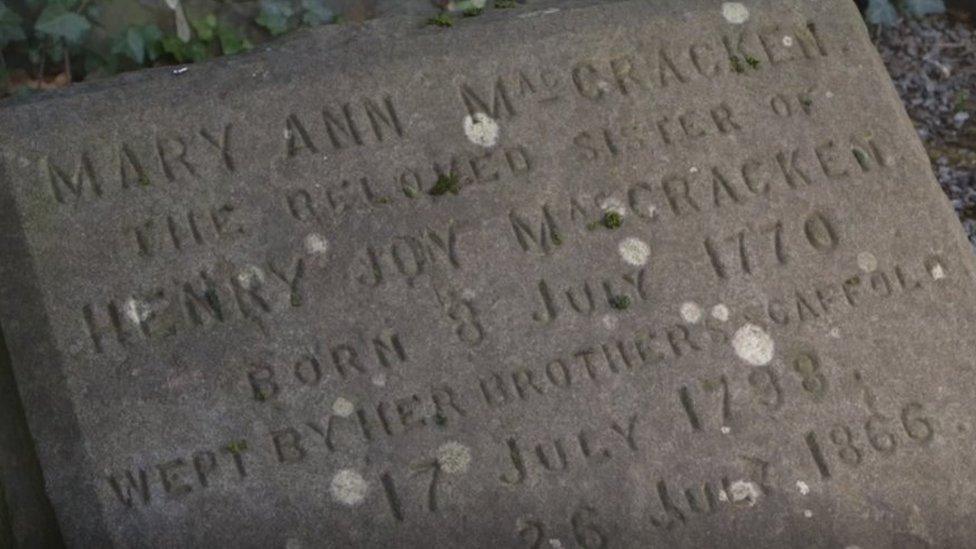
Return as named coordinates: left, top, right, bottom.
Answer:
left=7, top=69, right=71, bottom=92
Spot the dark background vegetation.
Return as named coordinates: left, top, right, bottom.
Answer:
left=0, top=0, right=970, bottom=99
left=0, top=0, right=972, bottom=236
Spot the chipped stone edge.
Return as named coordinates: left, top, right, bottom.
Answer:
left=0, top=154, right=110, bottom=544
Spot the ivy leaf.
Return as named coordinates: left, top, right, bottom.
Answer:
left=35, top=4, right=90, bottom=44
left=83, top=3, right=101, bottom=21
left=0, top=2, right=26, bottom=48
left=124, top=27, right=146, bottom=64
left=216, top=24, right=251, bottom=56
left=111, top=25, right=164, bottom=65
left=256, top=0, right=295, bottom=35
left=300, top=0, right=333, bottom=26
left=865, top=0, right=899, bottom=25
left=84, top=46, right=119, bottom=77
left=191, top=14, right=218, bottom=42
left=141, top=25, right=164, bottom=62
left=899, top=0, right=946, bottom=16
left=161, top=34, right=188, bottom=62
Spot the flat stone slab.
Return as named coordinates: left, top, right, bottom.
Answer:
left=3, top=0, right=976, bottom=546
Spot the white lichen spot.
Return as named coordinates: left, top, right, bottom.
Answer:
left=720, top=426, right=732, bottom=434
left=930, top=263, right=946, bottom=280
left=237, top=265, right=265, bottom=289
left=330, top=469, right=367, bottom=506
left=689, top=166, right=699, bottom=174
left=124, top=298, right=152, bottom=325
left=722, top=2, right=750, bottom=24
left=618, top=237, right=651, bottom=267
left=548, top=539, right=564, bottom=549
left=829, top=327, right=841, bottom=339
left=602, top=314, right=618, bottom=331
left=463, top=112, right=500, bottom=148
left=600, top=197, right=627, bottom=216
left=371, top=373, right=387, bottom=387
left=782, top=36, right=794, bottom=47
left=304, top=233, right=329, bottom=256
left=826, top=91, right=835, bottom=99
left=796, top=480, right=810, bottom=495
left=680, top=301, right=703, bottom=324
left=803, top=509, right=814, bottom=518
left=711, top=304, right=730, bottom=322
left=857, top=251, right=878, bottom=273
left=437, top=441, right=472, bottom=474
left=644, top=204, right=658, bottom=219
left=332, top=397, right=355, bottom=418
left=461, top=288, right=477, bottom=301
left=729, top=480, right=761, bottom=506
left=845, top=546, right=863, bottom=549
left=731, top=323, right=775, bottom=366
left=718, top=489, right=729, bottom=502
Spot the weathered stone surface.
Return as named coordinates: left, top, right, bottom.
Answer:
left=2, top=0, right=976, bottom=546
left=0, top=329, right=62, bottom=548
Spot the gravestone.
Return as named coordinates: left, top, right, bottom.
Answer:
left=2, top=0, right=976, bottom=546
left=0, top=331, right=62, bottom=547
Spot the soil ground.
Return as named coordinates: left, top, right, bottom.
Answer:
left=873, top=15, right=976, bottom=246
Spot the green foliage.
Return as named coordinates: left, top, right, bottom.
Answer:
left=588, top=211, right=625, bottom=230
left=429, top=173, right=461, bottom=195
left=866, top=0, right=900, bottom=24
left=601, top=211, right=623, bottom=230
left=192, top=14, right=252, bottom=56
left=191, top=14, right=218, bottom=42
left=609, top=295, right=631, bottom=310
left=217, top=24, right=250, bottom=55
left=0, top=0, right=339, bottom=97
left=428, top=12, right=453, bottom=27
left=159, top=35, right=208, bottom=63
left=0, top=2, right=26, bottom=48
left=256, top=0, right=294, bottom=35
left=111, top=25, right=163, bottom=65
left=495, top=0, right=518, bottom=8
left=462, top=7, right=484, bottom=17
left=256, top=0, right=333, bottom=36
left=900, top=0, right=946, bottom=15
left=106, top=14, right=251, bottom=69
left=34, top=3, right=90, bottom=44
left=866, top=0, right=945, bottom=25
left=300, top=0, right=333, bottom=26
